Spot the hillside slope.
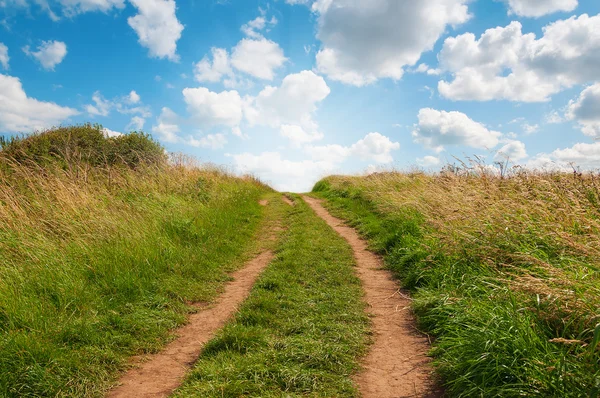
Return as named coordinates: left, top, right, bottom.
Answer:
left=314, top=171, right=600, bottom=397
left=0, top=126, right=272, bottom=397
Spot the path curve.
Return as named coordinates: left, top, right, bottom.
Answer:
left=107, top=251, right=274, bottom=398
left=303, top=196, right=441, bottom=398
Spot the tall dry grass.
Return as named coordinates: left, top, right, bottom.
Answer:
left=315, top=163, right=600, bottom=397
left=0, top=126, right=271, bottom=397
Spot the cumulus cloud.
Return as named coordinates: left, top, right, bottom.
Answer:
left=244, top=70, right=330, bottom=130
left=126, top=116, right=145, bottom=131
left=128, top=0, right=184, bottom=62
left=545, top=111, right=564, bottom=124
left=127, top=90, right=140, bottom=104
left=412, top=108, right=502, bottom=152
left=417, top=155, right=441, bottom=167
left=528, top=142, right=600, bottom=170
left=231, top=38, right=286, bottom=81
left=230, top=132, right=399, bottom=192
left=0, top=74, right=78, bottom=133
left=194, top=48, right=233, bottom=83
left=23, top=40, right=67, bottom=70
left=85, top=91, right=112, bottom=116
left=228, top=151, right=336, bottom=192
left=566, top=82, right=600, bottom=138
left=494, top=139, right=528, bottom=162
left=102, top=127, right=122, bottom=138
left=280, top=124, right=324, bottom=146
left=57, top=0, right=125, bottom=16
left=0, top=43, right=8, bottom=69
left=151, top=107, right=180, bottom=143
left=85, top=90, right=150, bottom=118
left=307, top=132, right=400, bottom=164
left=438, top=15, right=600, bottom=102
left=313, top=0, right=471, bottom=86
left=182, top=87, right=243, bottom=127
left=241, top=14, right=277, bottom=39
left=188, top=133, right=227, bottom=149
left=522, top=123, right=539, bottom=134
left=504, top=0, right=578, bottom=18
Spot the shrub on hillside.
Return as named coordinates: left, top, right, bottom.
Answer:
left=0, top=124, right=166, bottom=169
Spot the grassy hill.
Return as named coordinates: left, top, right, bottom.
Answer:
left=313, top=169, right=600, bottom=397
left=0, top=125, right=272, bottom=397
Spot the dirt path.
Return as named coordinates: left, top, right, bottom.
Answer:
left=303, top=196, right=441, bottom=398
left=107, top=250, right=275, bottom=398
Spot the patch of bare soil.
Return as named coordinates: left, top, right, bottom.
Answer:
left=303, top=196, right=442, bottom=398
left=282, top=196, right=295, bottom=206
left=259, top=199, right=269, bottom=206
left=106, top=251, right=275, bottom=398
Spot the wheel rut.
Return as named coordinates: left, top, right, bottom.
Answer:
left=107, top=251, right=274, bottom=398
left=303, top=196, right=442, bottom=398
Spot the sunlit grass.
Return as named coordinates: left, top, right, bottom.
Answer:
left=313, top=165, right=600, bottom=397
left=0, top=125, right=272, bottom=397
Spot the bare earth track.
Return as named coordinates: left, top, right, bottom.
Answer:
left=107, top=250, right=275, bottom=398
left=303, top=196, right=442, bottom=398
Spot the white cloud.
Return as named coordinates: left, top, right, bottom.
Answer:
left=522, top=123, right=539, bottom=134
left=85, top=91, right=111, bottom=116
left=494, top=139, right=528, bottom=162
left=231, top=38, right=286, bottom=81
left=128, top=0, right=184, bottom=62
left=128, top=90, right=140, bottom=104
left=0, top=74, right=78, bottom=133
left=194, top=48, right=233, bottom=83
left=152, top=107, right=180, bottom=143
left=188, top=133, right=227, bottom=149
left=229, top=132, right=399, bottom=192
left=231, top=126, right=248, bottom=139
left=126, top=116, right=145, bottom=131
left=244, top=70, right=330, bottom=129
left=23, top=40, right=67, bottom=70
left=417, top=155, right=441, bottom=167
left=412, top=108, right=502, bottom=152
left=0, top=43, right=8, bottom=69
left=313, top=0, right=471, bottom=86
left=85, top=90, right=149, bottom=118
left=241, top=14, right=277, bottom=39
left=102, top=127, right=122, bottom=138
left=528, top=142, right=600, bottom=170
left=307, top=132, right=400, bottom=164
left=566, top=82, right=600, bottom=138
left=228, top=151, right=337, bottom=192
left=504, top=0, right=578, bottom=18
left=439, top=15, right=600, bottom=102
left=57, top=0, right=125, bottom=16
left=545, top=111, right=564, bottom=124
left=280, top=124, right=324, bottom=146
left=182, top=87, right=243, bottom=127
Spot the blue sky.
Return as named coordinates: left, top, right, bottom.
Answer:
left=1, top=0, right=600, bottom=191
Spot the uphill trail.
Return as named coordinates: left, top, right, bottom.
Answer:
left=107, top=194, right=290, bottom=398
left=303, top=196, right=442, bottom=398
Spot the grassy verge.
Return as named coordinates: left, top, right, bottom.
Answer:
left=312, top=173, right=600, bottom=398
left=0, top=126, right=272, bottom=397
left=173, top=195, right=370, bottom=397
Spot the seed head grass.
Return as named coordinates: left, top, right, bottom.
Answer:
left=0, top=125, right=271, bottom=397
left=313, top=165, right=600, bottom=397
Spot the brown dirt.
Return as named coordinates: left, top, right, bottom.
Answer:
left=282, top=196, right=295, bottom=206
left=107, top=251, right=275, bottom=398
left=303, top=196, right=442, bottom=398
left=259, top=199, right=269, bottom=206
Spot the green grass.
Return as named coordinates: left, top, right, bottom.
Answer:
left=173, top=195, right=370, bottom=398
left=0, top=127, right=273, bottom=397
left=312, top=176, right=600, bottom=398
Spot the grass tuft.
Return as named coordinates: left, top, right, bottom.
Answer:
left=314, top=169, right=600, bottom=397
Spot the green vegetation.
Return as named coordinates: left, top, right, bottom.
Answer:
left=313, top=171, right=600, bottom=397
left=0, top=125, right=272, bottom=397
left=174, top=195, right=370, bottom=398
